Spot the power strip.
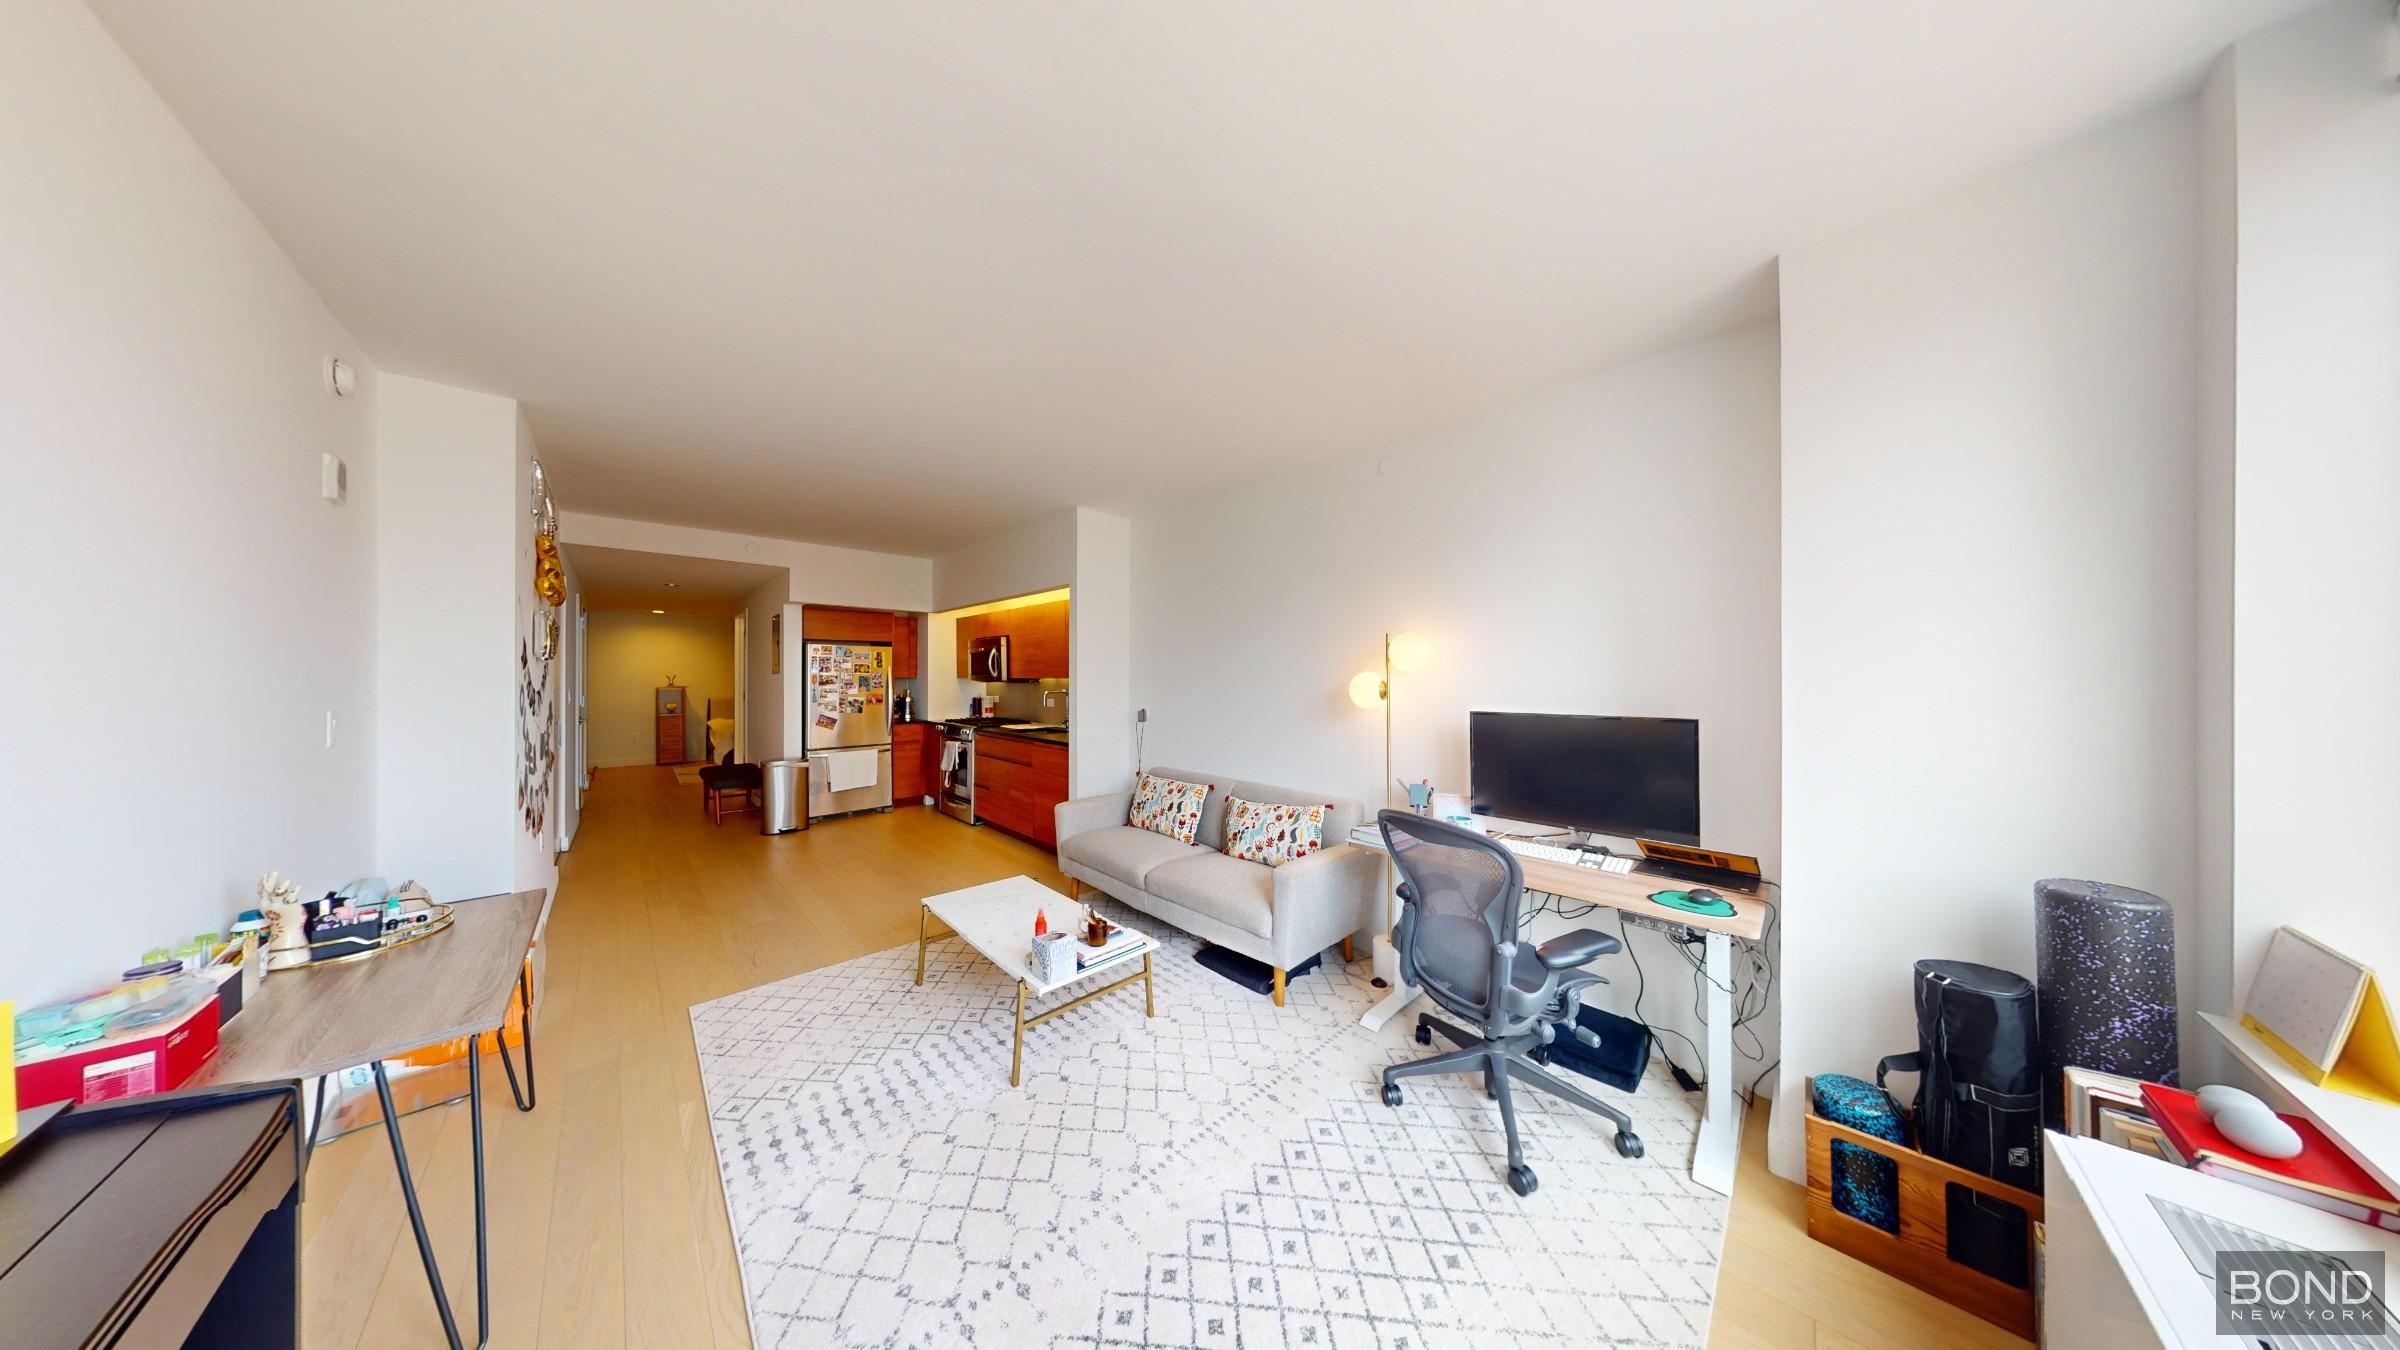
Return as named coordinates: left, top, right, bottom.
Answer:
left=1619, top=910, right=1700, bottom=943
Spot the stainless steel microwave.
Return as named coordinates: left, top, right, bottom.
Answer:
left=968, top=634, right=1011, bottom=682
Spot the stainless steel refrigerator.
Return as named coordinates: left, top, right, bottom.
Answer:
left=801, top=641, right=892, bottom=818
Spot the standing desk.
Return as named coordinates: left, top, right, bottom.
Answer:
left=1349, top=834, right=1768, bottom=1195
left=197, top=888, right=549, bottom=1350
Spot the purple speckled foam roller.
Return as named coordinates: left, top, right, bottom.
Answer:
left=2035, top=877, right=2179, bottom=1129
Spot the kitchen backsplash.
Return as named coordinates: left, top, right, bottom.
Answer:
left=982, top=678, right=1069, bottom=723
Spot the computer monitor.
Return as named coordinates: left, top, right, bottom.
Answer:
left=1467, top=711, right=1700, bottom=845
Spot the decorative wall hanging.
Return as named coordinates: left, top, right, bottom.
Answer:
left=519, top=456, right=564, bottom=839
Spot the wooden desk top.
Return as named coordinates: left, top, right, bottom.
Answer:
left=1509, top=854, right=1770, bottom=942
left=200, top=889, right=550, bottom=1085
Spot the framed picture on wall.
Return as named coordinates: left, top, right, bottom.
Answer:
left=770, top=613, right=782, bottom=675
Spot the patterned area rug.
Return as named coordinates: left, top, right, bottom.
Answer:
left=690, top=893, right=1730, bottom=1349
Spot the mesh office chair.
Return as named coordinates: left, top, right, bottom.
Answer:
left=1377, top=810, right=1642, bottom=1195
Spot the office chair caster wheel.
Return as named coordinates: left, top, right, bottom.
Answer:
left=1615, top=1132, right=1644, bottom=1159
left=1507, top=1164, right=1538, bottom=1197
left=1414, top=1023, right=1433, bottom=1046
left=1381, top=1083, right=1403, bottom=1108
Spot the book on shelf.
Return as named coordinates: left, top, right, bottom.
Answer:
left=2141, top=1083, right=2400, bottom=1231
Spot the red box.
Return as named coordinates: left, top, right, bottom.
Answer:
left=13, top=998, right=221, bottom=1109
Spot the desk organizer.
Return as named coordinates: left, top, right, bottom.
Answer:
left=1803, top=1075, right=2044, bottom=1339
left=267, top=904, right=455, bottom=972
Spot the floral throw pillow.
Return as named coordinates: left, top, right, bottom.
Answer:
left=1127, top=772, right=1209, bottom=844
left=1220, top=796, right=1330, bottom=868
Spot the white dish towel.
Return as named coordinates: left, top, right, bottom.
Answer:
left=939, top=742, right=963, bottom=772
left=823, top=748, right=880, bottom=792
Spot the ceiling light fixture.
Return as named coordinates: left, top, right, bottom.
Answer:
left=651, top=608, right=666, bottom=615
left=664, top=581, right=680, bottom=589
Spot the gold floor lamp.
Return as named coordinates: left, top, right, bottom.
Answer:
left=1351, top=631, right=1428, bottom=1001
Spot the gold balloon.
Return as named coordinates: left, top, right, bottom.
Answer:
left=534, top=534, right=567, bottom=607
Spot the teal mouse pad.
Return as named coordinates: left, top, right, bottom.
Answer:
left=1648, top=889, right=1737, bottom=918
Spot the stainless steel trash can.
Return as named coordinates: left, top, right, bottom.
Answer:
left=761, top=758, right=808, bottom=835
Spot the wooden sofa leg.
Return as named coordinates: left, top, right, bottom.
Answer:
left=1272, top=967, right=1286, bottom=1007
left=1341, top=936, right=1355, bottom=963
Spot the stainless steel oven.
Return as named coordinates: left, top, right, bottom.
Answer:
left=936, top=723, right=976, bottom=823
left=967, top=634, right=1011, bottom=682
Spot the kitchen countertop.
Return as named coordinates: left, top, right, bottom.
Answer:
left=977, top=725, right=1069, bottom=748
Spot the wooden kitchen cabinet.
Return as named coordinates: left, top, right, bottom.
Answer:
left=972, top=734, right=1069, bottom=846
left=952, top=611, right=990, bottom=677
left=801, top=605, right=895, bottom=644
left=1008, top=599, right=1070, bottom=679
left=891, top=721, right=934, bottom=802
left=952, top=600, right=1070, bottom=680
left=892, top=614, right=919, bottom=678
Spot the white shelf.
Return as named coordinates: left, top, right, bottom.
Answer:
left=2046, top=1131, right=2400, bottom=1349
left=2203, top=1010, right=2400, bottom=1196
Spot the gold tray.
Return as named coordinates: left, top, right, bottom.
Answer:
left=267, top=904, right=456, bottom=972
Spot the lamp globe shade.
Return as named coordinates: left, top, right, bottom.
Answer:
left=1387, top=632, right=1430, bottom=673
left=1348, top=671, right=1386, bottom=709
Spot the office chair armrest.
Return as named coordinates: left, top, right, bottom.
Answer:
left=1534, top=928, right=1622, bottom=971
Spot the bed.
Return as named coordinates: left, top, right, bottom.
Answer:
left=705, top=698, right=739, bottom=766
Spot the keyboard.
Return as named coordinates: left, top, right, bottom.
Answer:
left=1498, top=839, right=1636, bottom=874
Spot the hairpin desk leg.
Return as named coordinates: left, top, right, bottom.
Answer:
left=372, top=1061, right=468, bottom=1350
left=494, top=965, right=537, bottom=1113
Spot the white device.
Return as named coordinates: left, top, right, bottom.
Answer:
left=1500, top=838, right=1583, bottom=865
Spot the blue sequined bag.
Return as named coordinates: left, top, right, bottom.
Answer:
left=1811, top=1073, right=1909, bottom=1234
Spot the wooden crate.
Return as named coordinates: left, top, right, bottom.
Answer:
left=1802, top=1076, right=2044, bottom=1339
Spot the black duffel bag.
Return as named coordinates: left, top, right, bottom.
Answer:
left=1878, top=959, right=2042, bottom=1289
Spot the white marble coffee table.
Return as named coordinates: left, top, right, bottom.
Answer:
left=915, top=875, right=1156, bottom=1086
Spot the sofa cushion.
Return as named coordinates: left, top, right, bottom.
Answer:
left=1148, top=766, right=1235, bottom=850
left=1220, top=796, right=1330, bottom=867
left=1127, top=772, right=1211, bottom=844
left=1229, top=778, right=1362, bottom=851
left=1144, top=851, right=1274, bottom=938
left=1060, top=825, right=1206, bottom=888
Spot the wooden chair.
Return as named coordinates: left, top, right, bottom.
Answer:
left=699, top=761, right=762, bottom=825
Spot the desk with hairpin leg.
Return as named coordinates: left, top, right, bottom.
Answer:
left=197, top=888, right=548, bottom=1350
left=1350, top=836, right=1766, bottom=1196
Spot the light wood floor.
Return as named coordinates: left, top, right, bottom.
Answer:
left=299, top=765, right=2028, bottom=1349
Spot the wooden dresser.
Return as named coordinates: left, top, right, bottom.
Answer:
left=655, top=686, right=687, bottom=765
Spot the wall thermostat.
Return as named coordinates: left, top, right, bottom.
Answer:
left=324, top=355, right=358, bottom=397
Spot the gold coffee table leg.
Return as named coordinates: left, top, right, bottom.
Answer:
left=1011, top=981, right=1026, bottom=1086
left=915, top=905, right=928, bottom=986
left=1143, top=952, right=1155, bottom=1017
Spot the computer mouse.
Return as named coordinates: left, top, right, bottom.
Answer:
left=1687, top=887, right=1722, bottom=903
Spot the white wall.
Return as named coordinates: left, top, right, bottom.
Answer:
left=557, top=552, right=586, bottom=851
left=741, top=572, right=792, bottom=761
left=0, top=0, right=381, bottom=1005
left=2226, top=0, right=2400, bottom=1006
left=1070, top=508, right=1135, bottom=796
left=2191, top=53, right=2239, bottom=1087
left=584, top=613, right=737, bottom=767
left=1775, top=102, right=2202, bottom=1179
left=931, top=509, right=1077, bottom=612
left=559, top=512, right=931, bottom=612
left=1133, top=324, right=1782, bottom=1083
left=377, top=375, right=521, bottom=903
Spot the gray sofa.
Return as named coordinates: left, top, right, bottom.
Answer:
left=1053, top=767, right=1379, bottom=1005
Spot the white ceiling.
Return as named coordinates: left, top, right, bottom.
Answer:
left=564, top=543, right=783, bottom=618
left=95, top=1, right=2307, bottom=556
